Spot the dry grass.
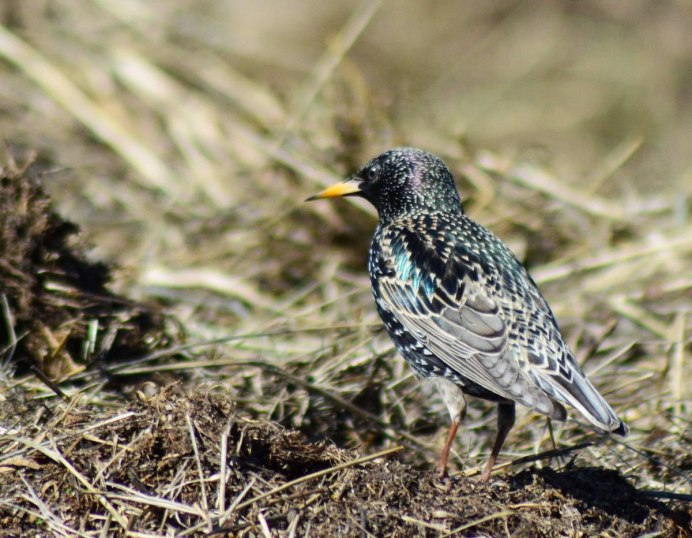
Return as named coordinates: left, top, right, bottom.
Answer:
left=0, top=1, right=690, bottom=536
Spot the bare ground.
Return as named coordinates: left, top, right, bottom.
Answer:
left=1, top=384, right=689, bottom=537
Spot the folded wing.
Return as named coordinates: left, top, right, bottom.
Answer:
left=377, top=223, right=626, bottom=433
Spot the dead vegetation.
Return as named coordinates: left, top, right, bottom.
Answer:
left=0, top=1, right=690, bottom=536
left=1, top=388, right=689, bottom=537
left=0, top=162, right=172, bottom=381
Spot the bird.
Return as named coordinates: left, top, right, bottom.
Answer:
left=306, top=147, right=627, bottom=480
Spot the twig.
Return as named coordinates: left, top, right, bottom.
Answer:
left=400, top=515, right=449, bottom=532
left=257, top=512, right=272, bottom=538
left=217, top=420, right=231, bottom=518
left=443, top=510, right=514, bottom=537
left=102, top=481, right=202, bottom=515
left=670, top=312, right=686, bottom=425
left=509, top=441, right=595, bottom=468
left=636, top=491, right=692, bottom=502
left=187, top=414, right=211, bottom=532
left=0, top=294, right=17, bottom=363
left=224, top=476, right=257, bottom=518
left=464, top=440, right=596, bottom=477
left=29, top=365, right=69, bottom=402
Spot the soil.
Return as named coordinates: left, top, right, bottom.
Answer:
left=0, top=165, right=690, bottom=537
left=1, top=389, right=689, bottom=537
left=0, top=161, right=170, bottom=380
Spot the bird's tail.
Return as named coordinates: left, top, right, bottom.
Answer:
left=551, top=368, right=628, bottom=436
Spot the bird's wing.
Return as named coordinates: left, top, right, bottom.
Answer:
left=377, top=224, right=624, bottom=430
left=377, top=226, right=556, bottom=412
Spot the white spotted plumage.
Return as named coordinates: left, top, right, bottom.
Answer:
left=310, top=146, right=627, bottom=478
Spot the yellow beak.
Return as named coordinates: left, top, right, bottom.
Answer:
left=305, top=180, right=362, bottom=201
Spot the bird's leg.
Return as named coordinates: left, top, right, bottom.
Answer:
left=479, top=401, right=516, bottom=481
left=437, top=404, right=466, bottom=478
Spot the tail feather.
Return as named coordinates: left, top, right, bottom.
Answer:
left=529, top=363, right=628, bottom=436
left=612, top=419, right=629, bottom=436
left=552, top=372, right=627, bottom=435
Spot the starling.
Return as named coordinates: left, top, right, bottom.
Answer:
left=307, top=147, right=627, bottom=480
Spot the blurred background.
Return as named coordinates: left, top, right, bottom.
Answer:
left=0, top=0, right=689, bottom=481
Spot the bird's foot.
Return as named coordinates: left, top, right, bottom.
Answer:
left=478, top=469, right=492, bottom=482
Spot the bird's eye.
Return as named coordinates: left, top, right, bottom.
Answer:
left=365, top=164, right=380, bottom=182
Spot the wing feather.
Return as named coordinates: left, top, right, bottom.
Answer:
left=376, top=228, right=557, bottom=411
left=374, top=221, right=624, bottom=429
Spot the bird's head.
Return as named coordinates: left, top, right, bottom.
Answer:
left=306, top=147, right=463, bottom=222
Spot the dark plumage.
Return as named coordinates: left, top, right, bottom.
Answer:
left=307, top=147, right=627, bottom=480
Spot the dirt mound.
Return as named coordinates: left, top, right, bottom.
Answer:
left=0, top=389, right=688, bottom=537
left=0, top=161, right=171, bottom=380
